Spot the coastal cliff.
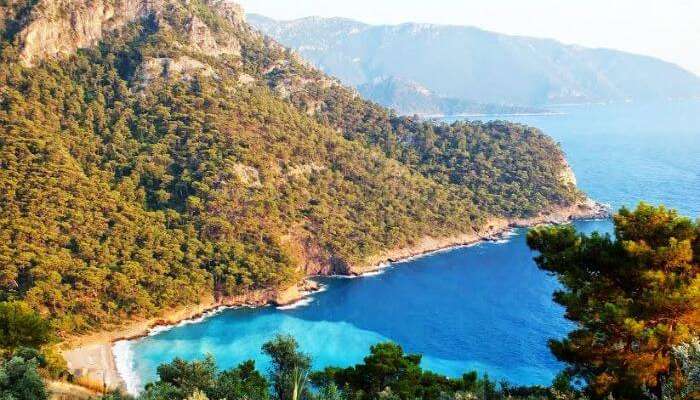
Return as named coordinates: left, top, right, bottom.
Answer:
left=8, top=0, right=246, bottom=66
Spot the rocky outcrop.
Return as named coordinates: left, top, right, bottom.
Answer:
left=12, top=0, right=245, bottom=66
left=135, top=56, right=216, bottom=86
left=206, top=0, right=245, bottom=27
left=237, top=73, right=256, bottom=85
left=186, top=14, right=241, bottom=56
left=272, top=279, right=320, bottom=306
left=16, top=0, right=163, bottom=66
left=559, top=159, right=578, bottom=186
left=230, top=163, right=261, bottom=187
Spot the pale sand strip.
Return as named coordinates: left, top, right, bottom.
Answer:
left=63, top=343, right=121, bottom=390
left=62, top=283, right=318, bottom=391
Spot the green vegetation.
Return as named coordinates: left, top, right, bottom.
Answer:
left=310, top=342, right=517, bottom=400
left=263, top=335, right=312, bottom=400
left=0, top=301, right=53, bottom=352
left=527, top=204, right=700, bottom=399
left=0, top=349, right=49, bottom=400
left=0, top=301, right=67, bottom=396
left=0, top=0, right=580, bottom=335
left=138, top=356, right=268, bottom=400
left=115, top=336, right=560, bottom=400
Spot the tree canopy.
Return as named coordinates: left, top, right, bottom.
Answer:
left=0, top=348, right=49, bottom=400
left=527, top=203, right=700, bottom=399
left=0, top=0, right=580, bottom=335
left=0, top=301, right=53, bottom=352
left=129, top=338, right=555, bottom=400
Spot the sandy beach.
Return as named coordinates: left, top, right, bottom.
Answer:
left=61, top=281, right=320, bottom=391
left=63, top=343, right=122, bottom=391
left=62, top=199, right=609, bottom=393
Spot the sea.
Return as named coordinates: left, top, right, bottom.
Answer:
left=116, top=99, right=700, bottom=394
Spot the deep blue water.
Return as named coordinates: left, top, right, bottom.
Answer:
left=119, top=100, right=700, bottom=393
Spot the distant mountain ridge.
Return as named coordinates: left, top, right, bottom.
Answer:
left=248, top=14, right=700, bottom=107
left=357, top=76, right=544, bottom=116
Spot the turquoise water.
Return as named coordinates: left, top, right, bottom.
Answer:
left=120, top=100, right=700, bottom=393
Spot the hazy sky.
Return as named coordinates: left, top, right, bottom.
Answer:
left=238, top=0, right=700, bottom=76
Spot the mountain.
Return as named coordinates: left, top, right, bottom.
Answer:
left=248, top=15, right=700, bottom=106
left=0, top=0, right=586, bottom=334
left=357, top=76, right=544, bottom=116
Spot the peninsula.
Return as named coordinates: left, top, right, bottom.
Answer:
left=0, top=0, right=606, bottom=392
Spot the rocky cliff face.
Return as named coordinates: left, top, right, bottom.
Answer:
left=13, top=0, right=158, bottom=66
left=134, top=56, right=216, bottom=87
left=8, top=0, right=245, bottom=66
left=185, top=13, right=241, bottom=56
left=209, top=0, right=244, bottom=26
left=4, top=0, right=339, bottom=115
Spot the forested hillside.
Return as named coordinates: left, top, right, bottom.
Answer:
left=0, top=0, right=581, bottom=335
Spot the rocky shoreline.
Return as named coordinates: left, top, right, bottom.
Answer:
left=62, top=199, right=610, bottom=393
left=353, top=198, right=610, bottom=275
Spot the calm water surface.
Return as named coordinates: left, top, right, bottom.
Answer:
left=119, top=100, right=700, bottom=393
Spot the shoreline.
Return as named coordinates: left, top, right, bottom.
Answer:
left=420, top=111, right=564, bottom=119
left=62, top=282, right=320, bottom=392
left=351, top=199, right=609, bottom=275
left=62, top=199, right=610, bottom=394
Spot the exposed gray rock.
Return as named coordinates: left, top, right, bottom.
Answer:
left=135, top=56, right=216, bottom=87
left=11, top=0, right=245, bottom=66
left=16, top=0, right=164, bottom=66
left=186, top=14, right=240, bottom=56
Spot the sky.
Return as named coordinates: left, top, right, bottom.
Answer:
left=237, top=0, right=700, bottom=76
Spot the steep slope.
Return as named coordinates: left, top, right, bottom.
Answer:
left=0, top=0, right=585, bottom=334
left=249, top=14, right=700, bottom=106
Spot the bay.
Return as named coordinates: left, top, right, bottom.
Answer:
left=120, top=99, right=700, bottom=393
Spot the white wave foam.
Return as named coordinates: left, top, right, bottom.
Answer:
left=147, top=306, right=229, bottom=335
left=501, top=229, right=518, bottom=238
left=113, top=340, right=141, bottom=396
left=327, top=274, right=360, bottom=279
left=359, top=264, right=390, bottom=276
left=485, top=228, right=519, bottom=245
left=391, top=243, right=477, bottom=265
left=360, top=270, right=384, bottom=277
left=325, top=264, right=393, bottom=279
left=276, top=283, right=328, bottom=310
left=276, top=297, right=315, bottom=310
left=313, top=284, right=328, bottom=294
